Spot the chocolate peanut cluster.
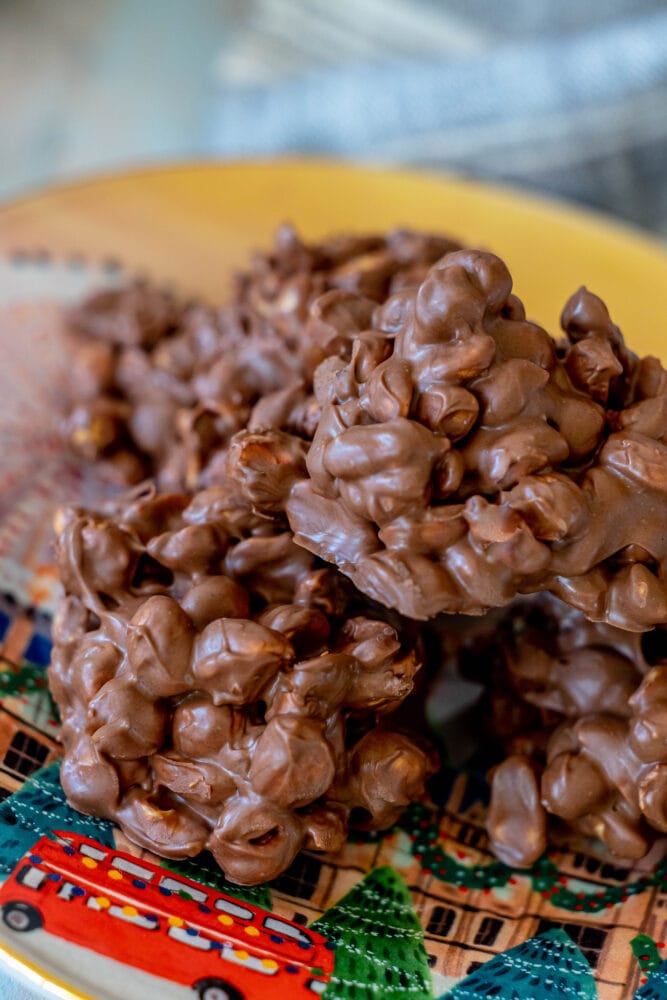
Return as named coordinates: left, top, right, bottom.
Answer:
left=484, top=596, right=667, bottom=867
left=49, top=482, right=434, bottom=884
left=55, top=228, right=667, bottom=877
left=263, top=249, right=667, bottom=631
left=63, top=225, right=460, bottom=489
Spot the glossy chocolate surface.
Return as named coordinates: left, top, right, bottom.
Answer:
left=269, top=251, right=667, bottom=630
left=63, top=225, right=461, bottom=489
left=49, top=484, right=433, bottom=884
left=56, top=228, right=667, bottom=877
left=483, top=596, right=667, bottom=866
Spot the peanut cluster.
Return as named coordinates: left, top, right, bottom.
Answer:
left=268, top=249, right=667, bottom=631
left=63, top=225, right=460, bottom=489
left=234, top=223, right=461, bottom=334
left=483, top=596, right=667, bottom=867
left=49, top=484, right=433, bottom=884
left=54, top=228, right=667, bottom=877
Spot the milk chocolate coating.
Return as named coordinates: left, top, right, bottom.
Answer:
left=63, top=225, right=461, bottom=488
left=60, top=231, right=667, bottom=875
left=49, top=484, right=434, bottom=884
left=483, top=595, right=667, bottom=867
left=264, top=250, right=667, bottom=631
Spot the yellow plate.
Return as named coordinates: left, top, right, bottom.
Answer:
left=1, top=161, right=666, bottom=1000
left=1, top=159, right=666, bottom=357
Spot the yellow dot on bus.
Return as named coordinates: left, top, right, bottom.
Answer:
left=234, top=950, right=249, bottom=961
left=81, top=858, right=97, bottom=869
left=108, top=870, right=123, bottom=881
left=122, top=906, right=138, bottom=917
left=261, top=959, right=278, bottom=970
left=245, top=926, right=260, bottom=937
left=168, top=916, right=184, bottom=927
left=217, top=914, right=233, bottom=926
left=95, top=897, right=110, bottom=909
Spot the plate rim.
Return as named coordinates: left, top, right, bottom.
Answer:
left=1, top=155, right=666, bottom=262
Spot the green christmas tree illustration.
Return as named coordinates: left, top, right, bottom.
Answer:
left=439, top=929, right=598, bottom=999
left=311, top=865, right=432, bottom=1000
left=0, top=761, right=114, bottom=874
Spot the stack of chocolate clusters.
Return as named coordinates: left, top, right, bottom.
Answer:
left=52, top=226, right=667, bottom=883
left=64, top=226, right=459, bottom=488
left=51, top=486, right=433, bottom=884
left=483, top=596, right=667, bottom=867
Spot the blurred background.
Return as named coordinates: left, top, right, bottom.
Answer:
left=1, top=0, right=667, bottom=234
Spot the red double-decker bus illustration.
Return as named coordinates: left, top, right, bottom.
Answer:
left=0, top=831, right=334, bottom=999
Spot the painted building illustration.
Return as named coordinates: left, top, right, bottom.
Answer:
left=0, top=703, right=60, bottom=801
left=0, top=590, right=60, bottom=769
left=0, top=591, right=52, bottom=669
left=264, top=769, right=666, bottom=1000
left=0, top=589, right=60, bottom=800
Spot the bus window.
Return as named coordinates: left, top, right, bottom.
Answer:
left=58, top=882, right=85, bottom=901
left=220, top=945, right=279, bottom=976
left=159, top=876, right=207, bottom=903
left=168, top=925, right=213, bottom=951
left=262, top=916, right=312, bottom=947
left=111, top=857, right=155, bottom=881
left=107, top=904, right=159, bottom=930
left=88, top=897, right=159, bottom=931
left=79, top=843, right=108, bottom=862
left=16, top=866, right=47, bottom=891
left=214, top=898, right=253, bottom=921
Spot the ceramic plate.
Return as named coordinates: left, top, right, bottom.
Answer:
left=0, top=163, right=666, bottom=1000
